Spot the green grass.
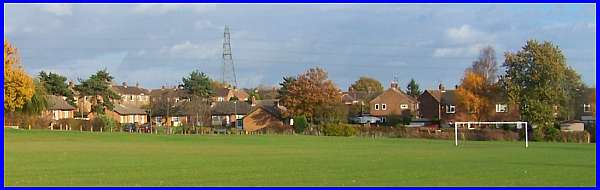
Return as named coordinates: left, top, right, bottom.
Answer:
left=4, top=129, right=596, bottom=186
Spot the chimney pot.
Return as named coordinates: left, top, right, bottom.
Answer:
left=122, top=82, right=127, bottom=87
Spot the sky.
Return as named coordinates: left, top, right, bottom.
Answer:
left=4, top=4, right=597, bottom=90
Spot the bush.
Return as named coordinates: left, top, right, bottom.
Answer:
left=584, top=122, right=595, bottom=143
left=293, top=116, right=309, bottom=134
left=321, top=123, right=357, bottom=137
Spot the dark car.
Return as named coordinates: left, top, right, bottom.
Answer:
left=122, top=123, right=137, bottom=132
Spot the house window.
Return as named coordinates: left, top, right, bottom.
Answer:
left=217, top=97, right=224, bottom=101
left=172, top=117, right=180, bottom=122
left=381, top=104, right=387, bottom=110
left=584, top=104, right=591, bottom=112
left=129, top=115, right=134, bottom=123
left=496, top=104, right=508, bottom=113
left=446, top=105, right=456, bottom=113
left=375, top=104, right=380, bottom=110
left=53, top=111, right=59, bottom=120
left=400, top=104, right=409, bottom=109
left=130, top=96, right=134, bottom=101
left=120, top=116, right=125, bottom=123
left=63, top=111, right=69, bottom=118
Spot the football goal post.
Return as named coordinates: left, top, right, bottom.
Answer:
left=454, top=121, right=529, bottom=148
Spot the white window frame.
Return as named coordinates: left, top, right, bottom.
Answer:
left=381, top=104, right=387, bottom=110
left=400, top=104, right=409, bottom=109
left=217, top=97, right=224, bottom=101
left=374, top=104, right=380, bottom=110
left=496, top=104, right=508, bottom=113
left=446, top=105, right=456, bottom=114
left=583, top=104, right=591, bottom=112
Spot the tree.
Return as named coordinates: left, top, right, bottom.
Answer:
left=74, top=69, right=120, bottom=115
left=471, top=46, right=498, bottom=84
left=279, top=67, right=342, bottom=123
left=182, top=70, right=214, bottom=99
left=406, top=78, right=422, bottom=97
left=39, top=71, right=75, bottom=106
left=19, top=80, right=49, bottom=116
left=500, top=40, right=582, bottom=128
left=4, top=40, right=35, bottom=112
left=181, top=70, right=214, bottom=126
left=350, top=76, right=384, bottom=94
left=456, top=71, right=488, bottom=121
left=277, top=76, right=296, bottom=99
left=455, top=46, right=499, bottom=122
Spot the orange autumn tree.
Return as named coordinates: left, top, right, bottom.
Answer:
left=456, top=71, right=489, bottom=121
left=279, top=67, right=342, bottom=123
left=4, top=40, right=35, bottom=112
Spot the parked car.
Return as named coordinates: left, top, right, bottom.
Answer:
left=122, top=123, right=137, bottom=132
left=350, top=116, right=381, bottom=124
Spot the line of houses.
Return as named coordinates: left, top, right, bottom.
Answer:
left=45, top=80, right=596, bottom=132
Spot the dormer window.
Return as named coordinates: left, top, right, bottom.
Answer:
left=375, top=104, right=380, bottom=110
left=381, top=104, right=387, bottom=110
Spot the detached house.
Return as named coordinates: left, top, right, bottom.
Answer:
left=369, top=82, right=419, bottom=122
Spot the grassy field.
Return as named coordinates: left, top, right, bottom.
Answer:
left=4, top=129, right=596, bottom=186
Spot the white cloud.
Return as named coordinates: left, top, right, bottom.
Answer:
left=162, top=41, right=219, bottom=59
left=40, top=4, right=73, bottom=16
left=433, top=43, right=489, bottom=58
left=446, top=24, right=494, bottom=44
left=194, top=20, right=217, bottom=30
left=132, top=4, right=216, bottom=14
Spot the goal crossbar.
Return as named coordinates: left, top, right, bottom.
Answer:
left=454, top=121, right=528, bottom=148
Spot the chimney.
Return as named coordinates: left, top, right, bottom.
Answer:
left=161, top=85, right=165, bottom=90
left=68, top=80, right=74, bottom=88
left=122, top=82, right=127, bottom=88
left=136, top=82, right=139, bottom=88
left=438, top=83, right=445, bottom=92
left=455, top=85, right=459, bottom=89
left=390, top=81, right=399, bottom=89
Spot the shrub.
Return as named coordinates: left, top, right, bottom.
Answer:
left=321, top=123, right=357, bottom=137
left=293, top=116, right=309, bottom=134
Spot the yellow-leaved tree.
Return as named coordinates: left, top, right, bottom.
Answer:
left=456, top=71, right=489, bottom=121
left=4, top=40, right=35, bottom=112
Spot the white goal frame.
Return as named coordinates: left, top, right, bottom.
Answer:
left=454, top=121, right=529, bottom=148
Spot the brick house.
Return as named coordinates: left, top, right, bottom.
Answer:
left=148, top=87, right=191, bottom=127
left=419, top=85, right=520, bottom=125
left=242, top=104, right=289, bottom=132
left=45, top=95, right=76, bottom=121
left=579, top=87, right=596, bottom=123
left=213, top=87, right=249, bottom=102
left=211, top=101, right=252, bottom=127
left=107, top=104, right=148, bottom=125
left=112, top=82, right=150, bottom=108
left=369, top=82, right=418, bottom=121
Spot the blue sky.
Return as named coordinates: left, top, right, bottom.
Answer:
left=4, top=4, right=596, bottom=90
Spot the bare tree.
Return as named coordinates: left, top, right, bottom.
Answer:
left=470, top=46, right=498, bottom=84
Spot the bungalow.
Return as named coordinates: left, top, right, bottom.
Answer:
left=369, top=81, right=419, bottom=122
left=148, top=87, right=191, bottom=127
left=45, top=95, right=76, bottom=121
left=242, top=104, right=289, bottom=132
left=107, top=104, right=148, bottom=125
left=211, top=101, right=252, bottom=127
